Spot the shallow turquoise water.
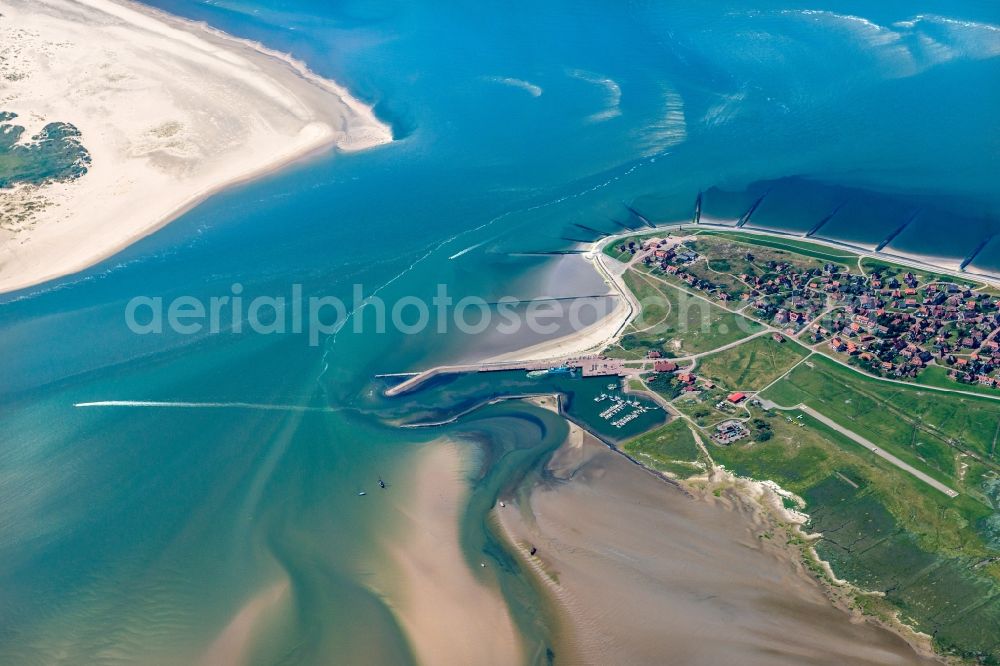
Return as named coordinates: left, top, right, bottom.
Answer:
left=1, top=0, right=998, bottom=662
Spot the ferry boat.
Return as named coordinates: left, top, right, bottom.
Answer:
left=526, top=365, right=575, bottom=379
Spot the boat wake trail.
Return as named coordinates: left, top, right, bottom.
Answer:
left=448, top=240, right=488, bottom=259
left=74, top=400, right=340, bottom=412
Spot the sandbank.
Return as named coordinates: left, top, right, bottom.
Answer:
left=0, top=0, right=392, bottom=294
left=379, top=440, right=522, bottom=665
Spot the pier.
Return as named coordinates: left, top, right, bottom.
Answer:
left=382, top=356, right=626, bottom=397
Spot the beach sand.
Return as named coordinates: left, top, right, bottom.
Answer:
left=378, top=440, right=523, bottom=665
left=498, top=431, right=943, bottom=666
left=484, top=250, right=635, bottom=364
left=0, top=0, right=392, bottom=294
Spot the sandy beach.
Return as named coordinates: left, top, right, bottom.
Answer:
left=0, top=0, right=392, bottom=294
left=484, top=250, right=636, bottom=364
left=497, top=430, right=943, bottom=666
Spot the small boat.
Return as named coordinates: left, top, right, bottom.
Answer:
left=378, top=478, right=386, bottom=489
left=357, top=491, right=367, bottom=496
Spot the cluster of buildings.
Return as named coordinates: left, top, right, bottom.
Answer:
left=810, top=269, right=1000, bottom=384
left=647, top=353, right=701, bottom=395
left=642, top=241, right=829, bottom=332
left=639, top=236, right=1000, bottom=388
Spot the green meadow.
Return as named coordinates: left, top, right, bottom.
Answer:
left=606, top=269, right=762, bottom=359
left=696, top=335, right=809, bottom=391
left=623, top=419, right=704, bottom=479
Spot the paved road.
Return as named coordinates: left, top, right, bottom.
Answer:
left=760, top=400, right=959, bottom=498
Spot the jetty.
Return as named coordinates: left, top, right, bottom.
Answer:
left=875, top=211, right=919, bottom=252
left=735, top=193, right=767, bottom=228
left=960, top=234, right=995, bottom=271
left=624, top=204, right=656, bottom=229
left=573, top=223, right=608, bottom=238
left=382, top=356, right=626, bottom=397
left=609, top=217, right=637, bottom=232
left=805, top=203, right=843, bottom=237
left=507, top=250, right=588, bottom=257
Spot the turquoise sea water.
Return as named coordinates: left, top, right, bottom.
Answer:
left=1, top=1, right=999, bottom=662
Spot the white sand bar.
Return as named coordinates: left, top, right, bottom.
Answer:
left=0, top=0, right=393, bottom=293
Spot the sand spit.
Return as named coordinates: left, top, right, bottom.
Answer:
left=498, top=432, right=944, bottom=666
left=0, top=0, right=392, bottom=293
left=381, top=441, right=522, bottom=665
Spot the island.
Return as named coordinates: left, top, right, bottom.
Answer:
left=0, top=0, right=392, bottom=294
left=385, top=222, right=1000, bottom=664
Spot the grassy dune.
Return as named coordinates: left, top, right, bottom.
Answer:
left=693, top=229, right=858, bottom=263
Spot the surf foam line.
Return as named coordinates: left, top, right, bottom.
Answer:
left=74, top=400, right=340, bottom=412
